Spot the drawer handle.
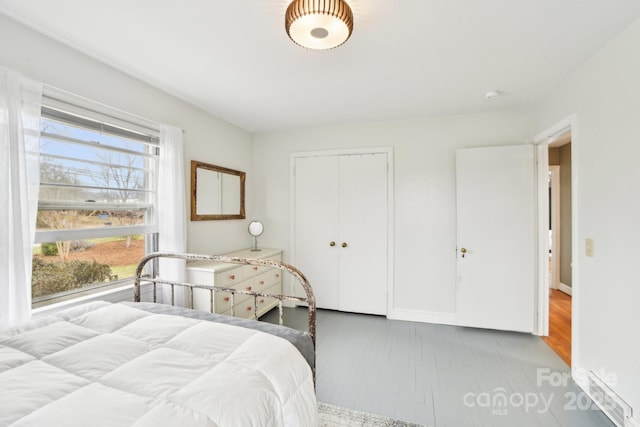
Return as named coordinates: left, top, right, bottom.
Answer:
left=246, top=306, right=252, bottom=311
left=259, top=299, right=265, bottom=304
left=275, top=274, right=280, bottom=278
left=259, top=280, right=265, bottom=285
left=247, top=286, right=252, bottom=291
left=224, top=297, right=230, bottom=302
left=229, top=274, right=236, bottom=280
left=253, top=266, right=258, bottom=271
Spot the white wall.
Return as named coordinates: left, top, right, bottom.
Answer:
left=531, top=15, right=640, bottom=418
left=0, top=15, right=253, bottom=255
left=252, top=112, right=530, bottom=319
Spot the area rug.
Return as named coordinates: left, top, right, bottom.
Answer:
left=317, top=402, right=426, bottom=427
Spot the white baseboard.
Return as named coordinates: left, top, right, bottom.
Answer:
left=558, top=282, right=573, bottom=296
left=387, top=308, right=457, bottom=326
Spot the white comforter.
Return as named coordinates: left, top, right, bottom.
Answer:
left=0, top=302, right=317, bottom=426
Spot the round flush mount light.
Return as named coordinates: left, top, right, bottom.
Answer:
left=285, top=0, right=354, bottom=50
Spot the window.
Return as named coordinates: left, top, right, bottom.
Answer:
left=32, top=90, right=159, bottom=306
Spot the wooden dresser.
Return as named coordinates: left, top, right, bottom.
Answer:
left=186, top=248, right=283, bottom=319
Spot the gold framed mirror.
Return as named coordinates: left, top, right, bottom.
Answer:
left=190, top=160, right=246, bottom=220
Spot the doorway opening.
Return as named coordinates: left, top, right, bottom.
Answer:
left=541, top=131, right=572, bottom=366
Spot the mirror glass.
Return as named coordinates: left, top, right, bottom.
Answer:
left=248, top=220, right=264, bottom=236
left=191, top=160, right=246, bottom=220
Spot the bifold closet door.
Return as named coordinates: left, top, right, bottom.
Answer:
left=294, top=155, right=340, bottom=310
left=294, top=153, right=388, bottom=315
left=337, top=154, right=387, bottom=315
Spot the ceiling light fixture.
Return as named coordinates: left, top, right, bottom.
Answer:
left=285, top=0, right=354, bottom=50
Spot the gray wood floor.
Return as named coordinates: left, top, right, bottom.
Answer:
left=265, top=308, right=614, bottom=427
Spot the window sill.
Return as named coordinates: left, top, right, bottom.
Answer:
left=31, top=281, right=154, bottom=319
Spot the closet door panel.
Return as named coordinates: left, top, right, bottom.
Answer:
left=294, top=156, right=340, bottom=310
left=338, top=153, right=388, bottom=315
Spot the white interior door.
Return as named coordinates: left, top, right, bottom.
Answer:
left=456, top=144, right=535, bottom=332
left=548, top=165, right=560, bottom=290
left=338, top=153, right=388, bottom=315
left=294, top=155, right=339, bottom=310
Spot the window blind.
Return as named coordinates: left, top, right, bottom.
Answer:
left=35, top=92, right=160, bottom=243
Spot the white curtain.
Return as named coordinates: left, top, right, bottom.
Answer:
left=158, top=124, right=187, bottom=307
left=0, top=67, right=42, bottom=329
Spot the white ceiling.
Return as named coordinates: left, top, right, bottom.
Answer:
left=1, top=0, right=640, bottom=133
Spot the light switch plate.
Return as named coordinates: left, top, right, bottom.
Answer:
left=585, top=238, right=594, bottom=257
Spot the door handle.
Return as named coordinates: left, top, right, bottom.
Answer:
left=330, top=241, right=336, bottom=247
left=342, top=242, right=348, bottom=248
left=460, top=247, right=467, bottom=258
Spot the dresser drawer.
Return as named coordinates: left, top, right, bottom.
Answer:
left=212, top=289, right=235, bottom=313
left=241, top=253, right=282, bottom=278
left=242, top=263, right=269, bottom=278
left=192, top=286, right=240, bottom=313
left=232, top=300, right=258, bottom=319
left=253, top=271, right=280, bottom=291
left=256, top=283, right=282, bottom=318
left=192, top=278, right=259, bottom=313
left=215, top=267, right=244, bottom=287
left=230, top=278, right=255, bottom=301
left=257, top=284, right=280, bottom=309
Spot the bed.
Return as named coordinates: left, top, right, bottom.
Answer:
left=0, top=252, right=317, bottom=426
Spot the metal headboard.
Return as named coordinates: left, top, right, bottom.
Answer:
left=133, top=252, right=317, bottom=352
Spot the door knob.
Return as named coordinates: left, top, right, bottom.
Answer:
left=460, top=247, right=467, bottom=258
left=330, top=241, right=336, bottom=247
left=342, top=242, right=348, bottom=248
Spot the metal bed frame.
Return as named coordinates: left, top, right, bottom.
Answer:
left=134, top=252, right=317, bottom=361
